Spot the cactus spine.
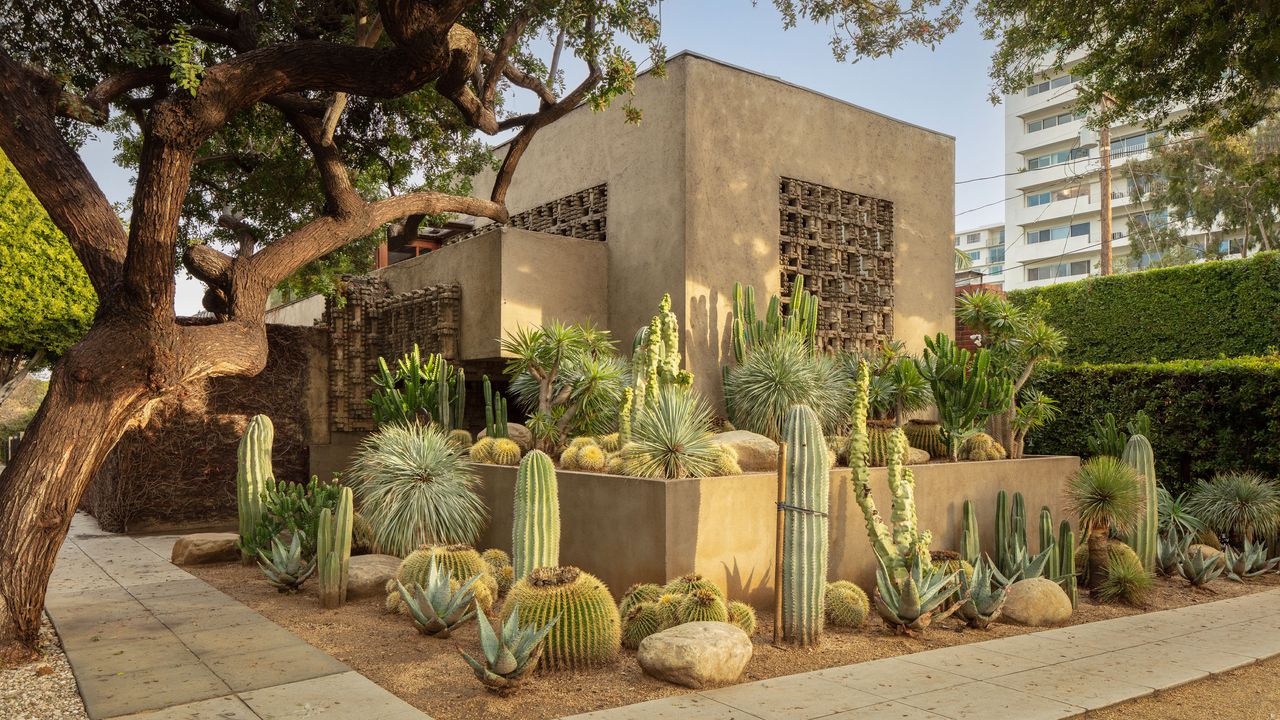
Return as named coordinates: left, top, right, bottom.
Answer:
left=961, top=499, right=980, bottom=567
left=317, top=486, right=353, bottom=608
left=513, top=450, right=560, bottom=579
left=1040, top=506, right=1058, bottom=580
left=236, top=415, right=275, bottom=561
left=994, top=490, right=1009, bottom=574
left=502, top=566, right=620, bottom=670
left=1122, top=434, right=1158, bottom=571
left=781, top=404, right=830, bottom=646
left=1059, top=520, right=1078, bottom=608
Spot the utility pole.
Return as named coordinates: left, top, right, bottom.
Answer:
left=1098, top=95, right=1113, bottom=275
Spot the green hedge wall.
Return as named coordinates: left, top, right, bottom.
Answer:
left=1025, top=357, right=1280, bottom=496
left=1008, top=252, right=1280, bottom=364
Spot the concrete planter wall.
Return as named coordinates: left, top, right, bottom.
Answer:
left=473, top=455, right=1080, bottom=606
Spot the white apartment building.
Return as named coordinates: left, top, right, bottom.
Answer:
left=953, top=222, right=1006, bottom=288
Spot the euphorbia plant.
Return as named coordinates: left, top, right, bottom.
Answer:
left=914, top=333, right=1009, bottom=461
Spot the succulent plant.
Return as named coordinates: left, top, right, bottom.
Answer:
left=513, top=450, right=560, bottom=579
left=482, top=375, right=509, bottom=440
left=654, top=592, right=685, bottom=630
left=596, top=433, right=622, bottom=453
left=447, top=428, right=474, bottom=448
left=558, top=444, right=582, bottom=470
left=482, top=549, right=513, bottom=595
left=990, top=544, right=1055, bottom=587
left=621, top=602, right=663, bottom=649
left=1224, top=540, right=1279, bottom=582
left=1095, top=544, right=1153, bottom=605
left=470, top=437, right=497, bottom=463
left=678, top=589, right=728, bottom=623
left=723, top=332, right=847, bottom=440
left=930, top=550, right=974, bottom=608
left=780, top=404, right=831, bottom=646
left=501, top=566, right=621, bottom=670
left=257, top=532, right=315, bottom=593
left=491, top=438, right=522, bottom=466
left=712, top=444, right=742, bottom=476
left=865, top=423, right=900, bottom=467
left=1155, top=533, right=1187, bottom=577
left=873, top=559, right=962, bottom=636
left=459, top=601, right=557, bottom=696
left=824, top=580, right=869, bottom=628
left=619, top=583, right=663, bottom=616
left=956, top=557, right=1006, bottom=629
left=395, top=544, right=497, bottom=613
left=1186, top=471, right=1280, bottom=545
left=316, top=487, right=353, bottom=609
left=1121, top=434, right=1159, bottom=572
left=727, top=601, right=757, bottom=636
left=1178, top=546, right=1225, bottom=587
left=396, top=558, right=479, bottom=638
left=960, top=499, right=980, bottom=567
left=902, top=419, right=947, bottom=459
left=1039, top=506, right=1058, bottom=580
left=482, top=547, right=511, bottom=571
left=620, top=388, right=723, bottom=479
left=662, top=573, right=724, bottom=601
left=1059, top=521, right=1078, bottom=608
left=958, top=432, right=1007, bottom=461
left=237, top=414, right=275, bottom=561
left=575, top=444, right=607, bottom=472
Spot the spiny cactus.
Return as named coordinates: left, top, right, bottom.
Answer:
left=482, top=549, right=513, bottom=595
left=470, top=437, right=496, bottom=464
left=316, top=486, right=353, bottom=608
left=491, top=439, right=522, bottom=466
left=961, top=499, right=980, bottom=566
left=237, top=414, right=276, bottom=561
left=483, top=375, right=509, bottom=439
left=1059, top=521, right=1077, bottom=607
left=654, top=592, right=684, bottom=630
left=622, top=602, right=663, bottom=649
left=959, top=432, right=1007, bottom=461
left=727, top=601, right=757, bottom=636
left=824, top=580, right=869, bottom=628
left=605, top=452, right=626, bottom=475
left=956, top=556, right=1006, bottom=629
left=618, top=388, right=634, bottom=446
left=995, top=490, right=1009, bottom=574
left=662, top=573, right=724, bottom=601
left=729, top=277, right=819, bottom=364
left=395, top=544, right=496, bottom=612
left=712, top=445, right=743, bottom=476
left=501, top=566, right=621, bottom=670
left=575, top=445, right=607, bottom=472
left=1040, top=506, right=1058, bottom=580
left=678, top=589, right=728, bottom=623
left=397, top=558, right=479, bottom=638
left=596, top=433, right=621, bottom=453
left=902, top=419, right=947, bottom=459
left=1122, top=434, right=1158, bottom=572
left=781, top=404, right=830, bottom=646
left=513, top=450, right=560, bottom=580
left=619, top=583, right=663, bottom=617
left=257, top=532, right=314, bottom=593
left=865, top=423, right=901, bottom=466
left=627, top=293, right=695, bottom=432
left=459, top=601, right=557, bottom=696
left=370, top=345, right=465, bottom=429
left=447, top=429, right=474, bottom=448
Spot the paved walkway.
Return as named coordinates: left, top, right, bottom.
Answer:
left=47, top=513, right=1280, bottom=720
left=47, top=514, right=429, bottom=719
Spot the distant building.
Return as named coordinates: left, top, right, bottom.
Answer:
left=953, top=222, right=1006, bottom=289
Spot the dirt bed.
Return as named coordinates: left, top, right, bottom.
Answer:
left=189, top=563, right=1280, bottom=720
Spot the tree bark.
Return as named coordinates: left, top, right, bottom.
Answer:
left=1085, top=525, right=1109, bottom=590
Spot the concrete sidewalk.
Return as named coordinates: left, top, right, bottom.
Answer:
left=46, top=513, right=429, bottom=720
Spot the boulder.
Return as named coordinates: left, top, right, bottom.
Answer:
left=1186, top=544, right=1222, bottom=561
left=1002, top=577, right=1072, bottom=626
left=478, top=422, right=533, bottom=453
left=170, top=532, right=240, bottom=565
left=905, top=447, right=930, bottom=465
left=637, top=621, right=752, bottom=689
left=347, top=554, right=402, bottom=600
left=707, top=431, right=777, bottom=472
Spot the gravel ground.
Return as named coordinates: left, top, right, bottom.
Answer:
left=0, top=616, right=87, bottom=720
left=1087, top=655, right=1280, bottom=719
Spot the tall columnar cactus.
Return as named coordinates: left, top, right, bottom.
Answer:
left=628, top=294, right=694, bottom=427
left=994, top=490, right=1009, bottom=575
left=317, top=486, right=354, bottom=609
left=961, top=500, right=980, bottom=567
left=1122, top=434, right=1158, bottom=571
left=730, top=276, right=819, bottom=362
left=483, top=375, right=509, bottom=439
left=1058, top=521, right=1078, bottom=608
left=849, top=361, right=931, bottom=577
left=618, top=388, right=634, bottom=445
left=237, top=415, right=276, bottom=561
left=513, top=450, right=560, bottom=579
left=781, top=404, right=831, bottom=646
left=1011, top=492, right=1027, bottom=558
left=370, top=345, right=465, bottom=428
left=1040, top=506, right=1059, bottom=580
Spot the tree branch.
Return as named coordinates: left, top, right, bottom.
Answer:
left=267, top=95, right=362, bottom=215
left=57, top=66, right=169, bottom=125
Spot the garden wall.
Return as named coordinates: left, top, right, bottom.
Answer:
left=81, top=325, right=329, bottom=532
left=473, top=455, right=1079, bottom=607
left=1008, top=251, right=1280, bottom=363
left=1027, top=357, right=1280, bottom=495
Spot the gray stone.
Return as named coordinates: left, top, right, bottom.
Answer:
left=707, top=431, right=777, bottom=472
left=1003, top=577, right=1073, bottom=627
left=170, top=533, right=240, bottom=565
left=479, top=422, right=533, bottom=452
left=348, top=554, right=401, bottom=599
left=637, top=621, right=752, bottom=689
left=905, top=447, right=930, bottom=465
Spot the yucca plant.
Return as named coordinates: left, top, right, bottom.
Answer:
left=872, top=558, right=962, bottom=636
left=1178, top=545, right=1225, bottom=587
left=458, top=601, right=558, bottom=696
left=396, top=557, right=480, bottom=638
left=1185, top=471, right=1280, bottom=546
left=619, top=387, right=722, bottom=479
left=347, top=422, right=487, bottom=555
left=1223, top=540, right=1279, bottom=582
left=723, top=333, right=848, bottom=440
left=1095, top=545, right=1153, bottom=606
left=257, top=532, right=315, bottom=593
left=1066, top=456, right=1144, bottom=590
left=1157, top=487, right=1208, bottom=543
left=956, top=557, right=1007, bottom=629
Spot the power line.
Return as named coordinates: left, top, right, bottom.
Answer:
left=953, top=133, right=1206, bottom=185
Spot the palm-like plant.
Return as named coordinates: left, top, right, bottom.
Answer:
left=838, top=341, right=931, bottom=426
left=1066, top=456, right=1144, bottom=590
left=1185, top=471, right=1280, bottom=545
left=1156, top=487, right=1208, bottom=542
left=347, top=423, right=487, bottom=555
left=621, top=387, right=721, bottom=479
left=723, top=333, right=849, bottom=439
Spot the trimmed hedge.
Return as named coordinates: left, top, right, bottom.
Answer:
left=1008, top=252, right=1280, bottom=364
left=1025, top=357, right=1280, bottom=497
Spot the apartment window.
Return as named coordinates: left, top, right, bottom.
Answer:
left=998, top=229, right=1006, bottom=243
left=988, top=247, right=1005, bottom=263
left=1026, top=259, right=1090, bottom=282
left=1129, top=210, right=1168, bottom=231
left=1110, top=132, right=1160, bottom=157
left=1055, top=184, right=1090, bottom=202
left=966, top=250, right=982, bottom=261
left=965, top=233, right=982, bottom=244
left=1026, top=111, right=1078, bottom=133
left=1027, top=147, right=1090, bottom=170
left=988, top=265, right=1003, bottom=276
left=1026, top=191, right=1051, bottom=207
left=1026, top=74, right=1074, bottom=96
left=1028, top=222, right=1091, bottom=244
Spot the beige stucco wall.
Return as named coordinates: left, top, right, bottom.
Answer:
left=265, top=294, right=326, bottom=327
left=473, top=455, right=1079, bottom=606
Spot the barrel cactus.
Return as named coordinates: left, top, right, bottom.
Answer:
left=447, top=429, right=474, bottom=449
left=470, top=437, right=497, bottom=464
left=824, top=580, right=869, bottom=628
left=621, top=602, right=663, bottom=649
left=501, top=566, right=621, bottom=670
left=959, top=432, right=1007, bottom=461
left=482, top=548, right=513, bottom=595
left=654, top=592, right=684, bottom=630
left=513, top=450, right=560, bottom=579
left=903, top=419, right=947, bottom=459
left=865, top=422, right=907, bottom=466
left=575, top=445, right=607, bottom=472
left=712, top=445, right=743, bottom=476
left=596, top=433, right=622, bottom=453
left=780, top=404, right=830, bottom=646
left=662, top=573, right=724, bottom=601
left=491, top=438, right=522, bottom=466
left=727, top=601, right=757, bottom=636
left=678, top=589, right=728, bottom=623
left=619, top=583, right=663, bottom=617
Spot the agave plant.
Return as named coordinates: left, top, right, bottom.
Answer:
left=1154, top=533, right=1187, bottom=577
left=397, top=557, right=480, bottom=638
left=956, top=557, right=1007, bottom=629
left=873, top=559, right=962, bottom=636
left=348, top=422, right=488, bottom=555
left=1185, top=471, right=1280, bottom=545
left=1178, top=546, right=1225, bottom=588
left=458, top=601, right=558, bottom=696
left=723, top=333, right=849, bottom=439
left=620, top=387, right=722, bottom=479
left=990, top=544, right=1055, bottom=587
left=1223, top=540, right=1280, bottom=582
left=257, top=532, right=316, bottom=593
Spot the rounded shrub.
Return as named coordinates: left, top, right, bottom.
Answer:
left=824, top=580, right=869, bottom=628
left=1185, top=471, right=1280, bottom=544
left=502, top=566, right=621, bottom=670
left=723, top=334, right=848, bottom=439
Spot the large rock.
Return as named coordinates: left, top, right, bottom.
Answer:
left=1186, top=544, right=1222, bottom=561
left=171, top=532, right=240, bottom=565
left=478, top=422, right=533, bottom=453
left=347, top=554, right=402, bottom=600
left=637, top=621, right=752, bottom=689
left=1003, top=577, right=1072, bottom=626
left=905, top=447, right=930, bottom=465
left=707, top=431, right=778, bottom=472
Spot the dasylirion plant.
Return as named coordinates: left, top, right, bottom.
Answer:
left=502, top=566, right=621, bottom=670
left=1121, top=433, right=1158, bottom=572
left=237, top=414, right=276, bottom=561
left=396, top=558, right=479, bottom=638
left=257, top=532, right=314, bottom=593
left=780, top=403, right=831, bottom=646
left=316, top=486, right=353, bottom=608
left=459, top=601, right=558, bottom=696
left=824, top=580, right=869, bottom=628
left=513, top=450, right=560, bottom=580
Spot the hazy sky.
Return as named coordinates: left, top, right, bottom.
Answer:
left=77, top=2, right=1006, bottom=315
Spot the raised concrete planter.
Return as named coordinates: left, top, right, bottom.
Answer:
left=474, top=455, right=1081, bottom=606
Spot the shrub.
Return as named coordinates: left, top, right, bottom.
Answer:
left=1185, top=471, right=1280, bottom=544
left=1095, top=545, right=1153, bottom=606
left=347, top=423, right=487, bottom=555
left=1008, top=251, right=1280, bottom=363
left=723, top=333, right=848, bottom=439
left=620, top=388, right=722, bottom=479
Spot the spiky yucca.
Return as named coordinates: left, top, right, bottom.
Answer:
left=1095, top=545, right=1153, bottom=605
left=621, top=388, right=722, bottom=479
left=501, top=567, right=621, bottom=670
left=678, top=589, right=728, bottom=623
left=1067, top=456, right=1144, bottom=590
left=396, top=544, right=497, bottom=611
left=482, top=548, right=511, bottom=570
left=824, top=580, right=869, bottom=628
left=727, top=601, right=757, bottom=636
left=470, top=437, right=497, bottom=463
left=663, top=573, right=724, bottom=601
left=491, top=438, right=522, bottom=466
left=1186, top=471, right=1280, bottom=545
left=348, top=423, right=487, bottom=555
left=903, top=420, right=947, bottom=459
left=619, top=583, right=663, bottom=617
left=723, top=333, right=847, bottom=439
left=622, top=602, right=663, bottom=649
left=959, top=432, right=1007, bottom=461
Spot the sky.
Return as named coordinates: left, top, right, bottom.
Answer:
left=77, top=2, right=1008, bottom=316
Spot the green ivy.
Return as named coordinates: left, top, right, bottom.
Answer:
left=1008, top=252, right=1280, bottom=364
left=1026, top=357, right=1280, bottom=496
